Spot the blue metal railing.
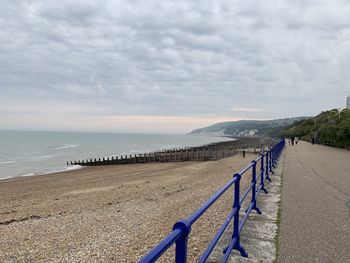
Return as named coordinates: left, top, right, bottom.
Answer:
left=139, top=139, right=285, bottom=263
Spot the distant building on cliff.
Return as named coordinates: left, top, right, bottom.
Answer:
left=348, top=96, right=350, bottom=109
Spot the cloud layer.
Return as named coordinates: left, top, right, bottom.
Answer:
left=1, top=0, right=350, bottom=133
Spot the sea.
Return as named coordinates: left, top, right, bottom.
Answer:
left=0, top=130, right=234, bottom=180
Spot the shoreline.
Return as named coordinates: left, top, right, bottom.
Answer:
left=0, top=136, right=270, bottom=183
left=0, top=136, right=268, bottom=182
left=0, top=133, right=237, bottom=182
left=0, top=165, right=84, bottom=182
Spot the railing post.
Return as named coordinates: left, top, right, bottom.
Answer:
left=265, top=151, right=271, bottom=182
left=260, top=154, right=268, bottom=194
left=231, top=173, right=248, bottom=257
left=275, top=143, right=281, bottom=162
left=250, top=160, right=262, bottom=214
left=173, top=220, right=191, bottom=263
left=269, top=148, right=274, bottom=174
left=271, top=145, right=275, bottom=168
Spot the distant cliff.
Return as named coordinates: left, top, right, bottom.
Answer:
left=281, top=109, right=350, bottom=148
left=190, top=117, right=305, bottom=138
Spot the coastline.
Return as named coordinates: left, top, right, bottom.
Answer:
left=0, top=153, right=257, bottom=262
left=0, top=132, right=236, bottom=181
left=0, top=164, right=83, bottom=182
left=0, top=135, right=270, bottom=183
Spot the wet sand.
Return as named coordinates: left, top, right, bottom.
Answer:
left=0, top=154, right=256, bottom=263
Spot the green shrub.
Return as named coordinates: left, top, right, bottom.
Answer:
left=280, top=109, right=350, bottom=148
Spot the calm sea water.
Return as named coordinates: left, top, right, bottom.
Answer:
left=0, top=130, right=234, bottom=180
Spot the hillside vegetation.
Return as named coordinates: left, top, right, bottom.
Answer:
left=282, top=109, right=350, bottom=148
left=190, top=117, right=305, bottom=137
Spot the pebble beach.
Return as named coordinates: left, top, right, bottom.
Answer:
left=0, top=154, right=256, bottom=262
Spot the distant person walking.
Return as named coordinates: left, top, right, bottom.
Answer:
left=291, top=137, right=295, bottom=146
left=311, top=138, right=315, bottom=144
left=242, top=150, right=246, bottom=158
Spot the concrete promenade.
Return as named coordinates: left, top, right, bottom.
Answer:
left=277, top=141, right=350, bottom=263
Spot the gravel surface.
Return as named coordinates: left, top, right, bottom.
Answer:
left=0, top=154, right=256, bottom=263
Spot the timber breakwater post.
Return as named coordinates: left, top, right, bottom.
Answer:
left=67, top=137, right=274, bottom=167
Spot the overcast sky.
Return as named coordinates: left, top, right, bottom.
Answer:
left=1, top=0, right=349, bottom=134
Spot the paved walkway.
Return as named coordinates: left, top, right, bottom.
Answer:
left=277, top=141, right=350, bottom=263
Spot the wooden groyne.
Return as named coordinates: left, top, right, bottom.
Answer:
left=67, top=137, right=274, bottom=167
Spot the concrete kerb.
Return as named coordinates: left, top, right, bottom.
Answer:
left=207, top=150, right=286, bottom=263
left=273, top=149, right=286, bottom=263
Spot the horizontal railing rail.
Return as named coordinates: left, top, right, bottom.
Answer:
left=139, top=139, right=285, bottom=263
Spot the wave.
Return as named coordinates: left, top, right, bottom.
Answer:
left=64, top=165, right=82, bottom=171
left=23, top=150, right=43, bottom=155
left=0, top=165, right=82, bottom=181
left=28, top=155, right=55, bottom=160
left=54, top=144, right=79, bottom=150
left=0, top=161, right=16, bottom=165
left=20, top=173, right=35, bottom=177
left=0, top=173, right=35, bottom=181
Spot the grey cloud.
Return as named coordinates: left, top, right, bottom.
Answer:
left=34, top=0, right=104, bottom=25
left=0, top=0, right=349, bottom=130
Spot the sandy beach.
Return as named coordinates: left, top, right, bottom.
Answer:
left=0, top=154, right=256, bottom=263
